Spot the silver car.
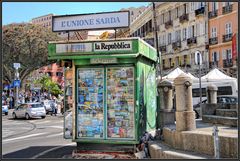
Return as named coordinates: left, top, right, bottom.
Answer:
left=12, top=103, right=46, bottom=119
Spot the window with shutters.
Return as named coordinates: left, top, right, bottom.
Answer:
left=172, top=31, right=175, bottom=42
left=224, top=2, right=233, bottom=7
left=225, top=22, right=232, bottom=34
left=192, top=25, right=195, bottom=37
left=158, top=36, right=161, bottom=45
left=211, top=27, right=217, bottom=38
left=149, top=20, right=152, bottom=32
left=212, top=2, right=218, bottom=11
left=168, top=33, right=172, bottom=44
left=163, top=34, right=166, bottom=45
left=226, top=49, right=232, bottom=60
left=190, top=2, right=194, bottom=12
left=182, top=28, right=187, bottom=40
left=212, top=51, right=219, bottom=62
left=184, top=3, right=187, bottom=14
left=169, top=11, right=171, bottom=21
left=47, top=72, right=52, bottom=76
left=165, top=12, right=169, bottom=22
left=176, top=7, right=179, bottom=18
left=161, top=14, right=165, bottom=24
left=176, top=30, right=181, bottom=41
left=188, top=26, right=192, bottom=38
left=196, top=23, right=200, bottom=37
left=56, top=72, right=63, bottom=77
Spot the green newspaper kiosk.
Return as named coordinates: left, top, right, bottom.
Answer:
left=48, top=38, right=157, bottom=146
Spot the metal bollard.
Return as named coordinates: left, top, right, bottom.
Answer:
left=212, top=125, right=220, bottom=159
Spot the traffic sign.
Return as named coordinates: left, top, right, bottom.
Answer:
left=13, top=63, right=21, bottom=69
left=194, top=51, right=202, bottom=65
left=14, top=80, right=21, bottom=87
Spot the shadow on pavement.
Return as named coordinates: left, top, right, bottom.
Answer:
left=3, top=146, right=76, bottom=159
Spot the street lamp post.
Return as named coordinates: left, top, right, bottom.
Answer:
left=13, top=63, right=21, bottom=108
left=195, top=51, right=203, bottom=118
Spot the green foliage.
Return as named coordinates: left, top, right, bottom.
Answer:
left=2, top=23, right=61, bottom=83
left=35, top=75, right=63, bottom=96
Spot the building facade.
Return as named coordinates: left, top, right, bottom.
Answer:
left=118, top=6, right=150, bottom=39
left=129, top=4, right=154, bottom=47
left=129, top=2, right=210, bottom=76
left=208, top=2, right=238, bottom=77
left=156, top=2, right=209, bottom=75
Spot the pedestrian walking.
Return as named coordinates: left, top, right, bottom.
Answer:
left=50, top=101, right=57, bottom=116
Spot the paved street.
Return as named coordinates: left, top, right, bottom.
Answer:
left=2, top=110, right=76, bottom=159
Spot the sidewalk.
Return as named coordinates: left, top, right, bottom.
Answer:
left=149, top=119, right=238, bottom=159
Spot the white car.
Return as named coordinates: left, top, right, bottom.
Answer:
left=12, top=103, right=46, bottom=119
left=42, top=100, right=57, bottom=114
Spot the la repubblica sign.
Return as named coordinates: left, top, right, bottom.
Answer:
left=52, top=11, right=129, bottom=32
left=55, top=40, right=133, bottom=54
left=94, top=41, right=132, bottom=51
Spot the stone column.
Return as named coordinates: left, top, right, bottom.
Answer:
left=206, top=84, right=218, bottom=104
left=157, top=79, right=175, bottom=129
left=174, top=73, right=196, bottom=131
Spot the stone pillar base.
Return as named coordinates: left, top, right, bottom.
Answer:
left=159, top=109, right=175, bottom=129
left=176, top=111, right=196, bottom=131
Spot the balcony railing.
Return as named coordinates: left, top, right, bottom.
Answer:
left=222, top=4, right=233, bottom=14
left=159, top=45, right=167, bottom=52
left=195, top=7, right=205, bottom=16
left=223, top=59, right=233, bottom=68
left=164, top=20, right=173, bottom=29
left=172, top=41, right=181, bottom=50
left=208, top=10, right=218, bottom=19
left=209, top=37, right=218, bottom=45
left=222, top=33, right=232, bottom=42
left=187, top=37, right=197, bottom=45
left=179, top=13, right=189, bottom=23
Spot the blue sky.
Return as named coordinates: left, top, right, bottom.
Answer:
left=2, top=2, right=150, bottom=25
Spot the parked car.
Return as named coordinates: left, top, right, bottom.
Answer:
left=2, top=105, right=8, bottom=115
left=41, top=100, right=57, bottom=114
left=193, top=95, right=238, bottom=119
left=12, top=102, right=46, bottom=119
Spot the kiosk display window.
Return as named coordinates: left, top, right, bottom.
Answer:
left=77, top=68, right=104, bottom=138
left=106, top=67, right=135, bottom=138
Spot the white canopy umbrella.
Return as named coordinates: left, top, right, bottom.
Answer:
left=201, top=68, right=236, bottom=81
left=162, top=68, right=185, bottom=80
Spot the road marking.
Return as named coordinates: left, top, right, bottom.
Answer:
left=2, top=132, right=47, bottom=143
left=29, top=120, right=51, bottom=124
left=31, top=142, right=76, bottom=159
left=46, top=132, right=63, bottom=138
left=48, top=126, right=63, bottom=129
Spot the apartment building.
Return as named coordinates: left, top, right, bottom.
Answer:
left=116, top=6, right=148, bottom=38
left=208, top=2, right=238, bottom=77
left=156, top=2, right=209, bottom=75
left=31, top=14, right=53, bottom=29
left=129, top=4, right=154, bottom=46
left=129, top=2, right=210, bottom=76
